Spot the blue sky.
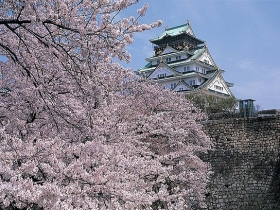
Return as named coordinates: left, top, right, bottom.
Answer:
left=123, top=0, right=280, bottom=110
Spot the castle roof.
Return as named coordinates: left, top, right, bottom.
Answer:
left=139, top=45, right=215, bottom=72
left=150, top=22, right=204, bottom=45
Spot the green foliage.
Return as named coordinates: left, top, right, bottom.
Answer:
left=186, top=94, right=237, bottom=119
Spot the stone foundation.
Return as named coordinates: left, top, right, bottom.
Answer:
left=201, top=116, right=280, bottom=210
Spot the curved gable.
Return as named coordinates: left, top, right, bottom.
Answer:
left=199, top=49, right=216, bottom=66
left=173, top=80, right=194, bottom=91
left=207, top=74, right=233, bottom=96
left=186, top=26, right=195, bottom=36
left=148, top=64, right=178, bottom=79
left=161, top=46, right=178, bottom=55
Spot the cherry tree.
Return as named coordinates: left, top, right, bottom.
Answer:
left=0, top=0, right=212, bottom=209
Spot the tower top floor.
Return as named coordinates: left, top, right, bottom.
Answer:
left=150, top=21, right=205, bottom=56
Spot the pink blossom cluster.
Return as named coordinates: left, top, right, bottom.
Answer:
left=0, top=0, right=211, bottom=209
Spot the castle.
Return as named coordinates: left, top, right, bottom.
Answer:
left=135, top=21, right=234, bottom=99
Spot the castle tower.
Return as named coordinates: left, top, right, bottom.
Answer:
left=135, top=21, right=234, bottom=98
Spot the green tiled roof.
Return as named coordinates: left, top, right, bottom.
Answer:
left=138, top=62, right=152, bottom=71
left=150, top=24, right=189, bottom=42
left=191, top=47, right=205, bottom=60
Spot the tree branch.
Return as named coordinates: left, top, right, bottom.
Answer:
left=43, top=19, right=79, bottom=33
left=0, top=19, right=31, bottom=24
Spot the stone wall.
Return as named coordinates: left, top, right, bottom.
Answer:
left=201, top=116, right=280, bottom=210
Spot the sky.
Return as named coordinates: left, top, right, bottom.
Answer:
left=122, top=0, right=280, bottom=110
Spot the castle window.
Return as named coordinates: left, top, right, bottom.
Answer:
left=190, top=80, right=195, bottom=86
left=184, top=67, right=186, bottom=72
left=171, top=83, right=177, bottom=89
left=187, top=66, right=190, bottom=71
left=158, top=73, right=166, bottom=78
left=196, top=67, right=199, bottom=72
left=176, top=56, right=181, bottom=60
left=214, top=85, right=223, bottom=91
left=166, top=58, right=171, bottom=63
left=179, top=88, right=184, bottom=91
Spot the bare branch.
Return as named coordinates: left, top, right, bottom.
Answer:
left=0, top=19, right=31, bottom=24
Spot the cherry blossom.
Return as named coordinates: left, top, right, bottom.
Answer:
left=0, top=0, right=211, bottom=209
